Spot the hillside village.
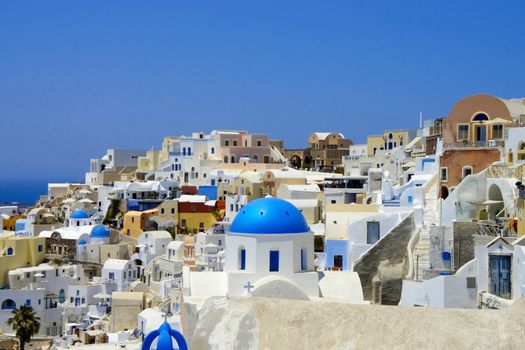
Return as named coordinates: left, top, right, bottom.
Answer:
left=2, top=93, right=525, bottom=348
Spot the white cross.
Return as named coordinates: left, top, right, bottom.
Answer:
left=243, top=281, right=254, bottom=294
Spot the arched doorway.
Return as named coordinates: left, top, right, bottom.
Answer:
left=1, top=299, right=16, bottom=310
left=441, top=186, right=449, bottom=200
left=290, top=154, right=302, bottom=169
left=488, top=184, right=504, bottom=219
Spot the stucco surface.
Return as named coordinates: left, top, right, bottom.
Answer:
left=188, top=296, right=525, bottom=349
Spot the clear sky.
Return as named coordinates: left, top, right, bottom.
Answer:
left=1, top=1, right=525, bottom=183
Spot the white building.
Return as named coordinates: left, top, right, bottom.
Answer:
left=102, top=259, right=138, bottom=293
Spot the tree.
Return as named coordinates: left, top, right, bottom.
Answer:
left=6, top=305, right=40, bottom=350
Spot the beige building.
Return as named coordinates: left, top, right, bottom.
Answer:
left=110, top=292, right=145, bottom=331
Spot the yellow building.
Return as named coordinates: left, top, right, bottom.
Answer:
left=2, top=215, right=26, bottom=232
left=367, top=130, right=412, bottom=157
left=121, top=209, right=159, bottom=238
left=0, top=236, right=46, bottom=287
left=154, top=200, right=178, bottom=226
left=178, top=198, right=222, bottom=234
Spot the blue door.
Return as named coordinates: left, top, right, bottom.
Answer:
left=269, top=250, right=279, bottom=272
left=490, top=255, right=511, bottom=299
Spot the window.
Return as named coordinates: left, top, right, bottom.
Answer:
left=492, top=124, right=503, bottom=140
left=211, top=147, right=215, bottom=154
left=26, top=299, right=31, bottom=306
left=171, top=208, right=175, bottom=214
left=218, top=240, right=222, bottom=246
left=223, top=156, right=228, bottom=163
left=188, top=147, right=192, bottom=155
left=301, top=249, right=307, bottom=271
left=440, top=167, right=448, bottom=182
left=462, top=166, right=473, bottom=178
left=257, top=139, right=262, bottom=147
left=108, top=272, right=115, bottom=280
left=233, top=140, right=238, bottom=146
left=367, top=221, right=380, bottom=245
left=7, top=247, right=13, bottom=256
left=239, top=248, right=246, bottom=270
left=269, top=250, right=279, bottom=272
left=161, top=208, right=165, bottom=214
left=199, top=222, right=204, bottom=230
left=183, top=148, right=187, bottom=156
left=225, top=140, right=230, bottom=146
left=457, top=124, right=469, bottom=141
left=181, top=219, right=186, bottom=228
left=38, top=244, right=43, bottom=252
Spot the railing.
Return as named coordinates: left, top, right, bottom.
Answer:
left=443, top=140, right=504, bottom=149
left=475, top=221, right=503, bottom=236
left=486, top=163, right=525, bottom=179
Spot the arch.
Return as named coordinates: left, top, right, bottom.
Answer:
left=252, top=276, right=309, bottom=300
left=488, top=184, right=504, bottom=218
left=1, top=299, right=16, bottom=309
left=441, top=186, right=449, bottom=200
left=253, top=155, right=259, bottom=163
left=141, top=322, right=188, bottom=350
left=238, top=246, right=246, bottom=270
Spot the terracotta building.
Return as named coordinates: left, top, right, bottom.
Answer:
left=440, top=93, right=525, bottom=198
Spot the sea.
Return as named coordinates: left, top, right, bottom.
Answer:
left=0, top=178, right=80, bottom=207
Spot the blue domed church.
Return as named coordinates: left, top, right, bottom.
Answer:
left=184, top=197, right=321, bottom=299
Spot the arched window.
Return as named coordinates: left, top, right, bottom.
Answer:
left=472, top=113, right=489, bottom=122
left=253, top=155, right=259, bottom=163
left=7, top=247, right=13, bottom=256
left=1, top=299, right=16, bottom=310
left=239, top=247, right=246, bottom=270
left=59, top=289, right=65, bottom=303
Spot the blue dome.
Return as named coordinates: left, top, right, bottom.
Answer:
left=141, top=321, right=188, bottom=350
left=71, top=210, right=89, bottom=219
left=230, top=198, right=309, bottom=234
left=92, top=225, right=110, bottom=238
left=78, top=239, right=87, bottom=245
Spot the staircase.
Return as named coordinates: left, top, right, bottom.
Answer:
left=413, top=174, right=439, bottom=281
left=383, top=195, right=401, bottom=207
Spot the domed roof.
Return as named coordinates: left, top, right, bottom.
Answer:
left=230, top=197, right=309, bottom=234
left=71, top=210, right=89, bottom=219
left=78, top=239, right=87, bottom=245
left=92, top=225, right=110, bottom=238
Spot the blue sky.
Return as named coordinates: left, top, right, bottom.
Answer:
left=1, top=1, right=525, bottom=183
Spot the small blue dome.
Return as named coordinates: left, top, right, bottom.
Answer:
left=92, top=225, right=110, bottom=238
left=71, top=210, right=89, bottom=219
left=78, top=239, right=87, bottom=245
left=230, top=198, right=309, bottom=234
